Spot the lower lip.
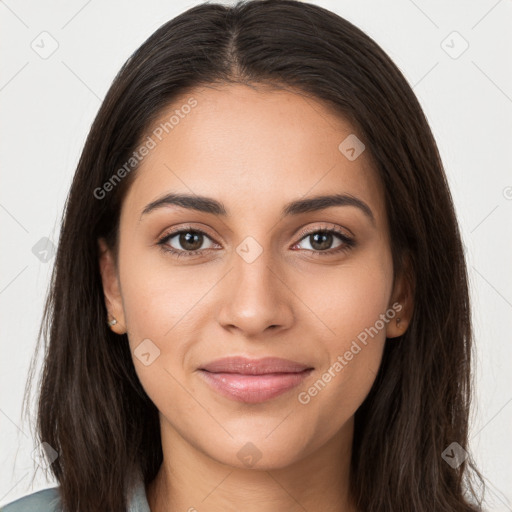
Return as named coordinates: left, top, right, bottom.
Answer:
left=198, top=369, right=313, bottom=403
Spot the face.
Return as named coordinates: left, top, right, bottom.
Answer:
left=99, top=83, right=410, bottom=470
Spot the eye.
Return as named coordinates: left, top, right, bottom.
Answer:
left=157, top=224, right=355, bottom=259
left=157, top=227, right=219, bottom=257
left=292, top=227, right=355, bottom=256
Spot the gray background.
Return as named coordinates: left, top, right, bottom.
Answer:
left=1, top=0, right=511, bottom=509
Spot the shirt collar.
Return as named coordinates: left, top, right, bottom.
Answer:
left=126, top=470, right=151, bottom=512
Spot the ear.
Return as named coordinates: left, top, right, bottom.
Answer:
left=385, top=255, right=414, bottom=339
left=98, top=237, right=126, bottom=334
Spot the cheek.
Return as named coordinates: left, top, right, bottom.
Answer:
left=118, top=236, right=211, bottom=340
left=294, top=248, right=393, bottom=425
left=117, top=246, right=222, bottom=404
left=296, top=298, right=389, bottom=450
left=294, top=241, right=394, bottom=347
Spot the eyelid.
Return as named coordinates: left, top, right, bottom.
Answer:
left=293, top=222, right=353, bottom=244
left=158, top=223, right=220, bottom=244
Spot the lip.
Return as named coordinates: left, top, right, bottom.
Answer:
left=198, top=357, right=314, bottom=403
left=199, top=356, right=313, bottom=374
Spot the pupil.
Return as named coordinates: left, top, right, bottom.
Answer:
left=311, top=232, right=332, bottom=251
left=180, top=232, right=202, bottom=251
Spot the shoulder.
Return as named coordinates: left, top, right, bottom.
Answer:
left=0, top=487, right=61, bottom=512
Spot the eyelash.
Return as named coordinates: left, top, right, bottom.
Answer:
left=157, top=224, right=356, bottom=259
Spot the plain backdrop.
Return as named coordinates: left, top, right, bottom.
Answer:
left=1, top=0, right=511, bottom=509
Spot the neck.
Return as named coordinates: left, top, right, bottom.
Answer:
left=147, top=416, right=357, bottom=512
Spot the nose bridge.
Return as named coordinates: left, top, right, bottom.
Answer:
left=234, top=244, right=275, bottom=301
left=216, top=237, right=294, bottom=336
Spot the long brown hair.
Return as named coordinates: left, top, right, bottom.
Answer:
left=23, top=0, right=485, bottom=510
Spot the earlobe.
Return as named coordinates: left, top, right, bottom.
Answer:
left=98, top=238, right=126, bottom=334
left=385, top=300, right=409, bottom=339
left=386, top=260, right=415, bottom=339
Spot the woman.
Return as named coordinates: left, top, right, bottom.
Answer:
left=3, top=0, right=485, bottom=510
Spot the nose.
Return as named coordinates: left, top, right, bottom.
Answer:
left=216, top=250, right=295, bottom=338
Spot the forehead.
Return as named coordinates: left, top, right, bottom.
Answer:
left=123, top=83, right=386, bottom=228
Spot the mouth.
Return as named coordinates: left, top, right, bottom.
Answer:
left=198, top=356, right=314, bottom=403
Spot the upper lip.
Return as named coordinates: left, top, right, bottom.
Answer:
left=199, top=356, right=313, bottom=375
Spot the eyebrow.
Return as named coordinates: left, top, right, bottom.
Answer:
left=140, top=192, right=375, bottom=225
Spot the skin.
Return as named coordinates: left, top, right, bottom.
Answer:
left=99, top=83, right=413, bottom=512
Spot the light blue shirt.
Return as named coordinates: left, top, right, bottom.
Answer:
left=0, top=471, right=151, bottom=512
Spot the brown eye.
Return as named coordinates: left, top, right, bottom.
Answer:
left=295, top=229, right=354, bottom=253
left=307, top=231, right=336, bottom=251
left=176, top=231, right=204, bottom=251
left=159, top=228, right=217, bottom=255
